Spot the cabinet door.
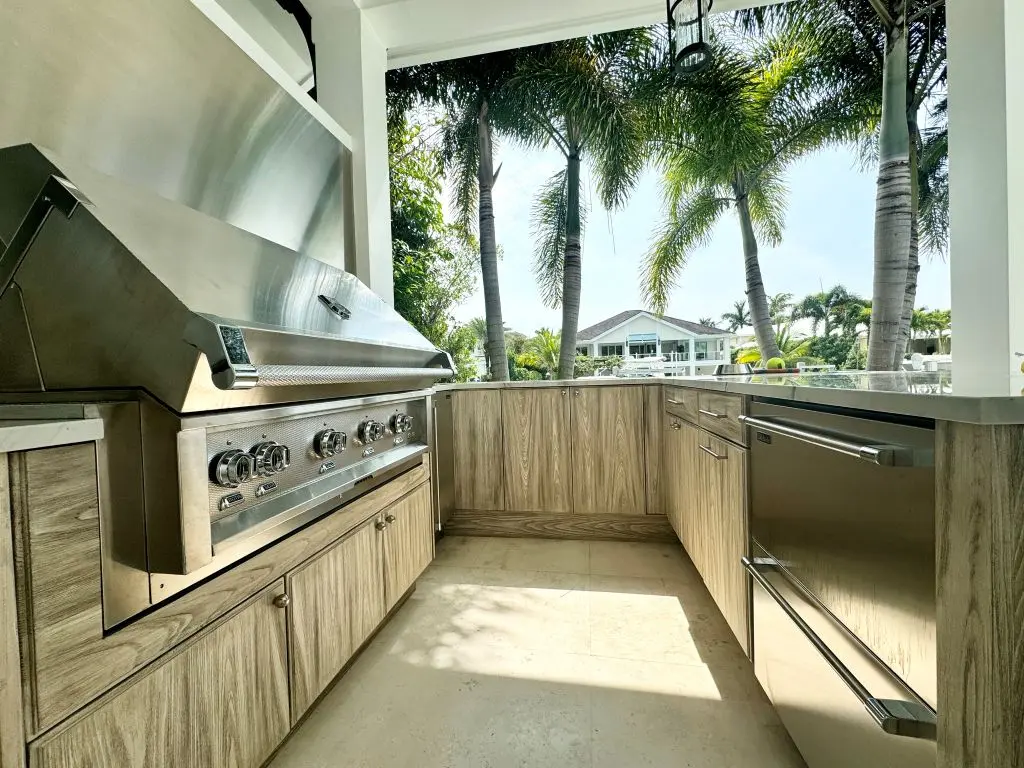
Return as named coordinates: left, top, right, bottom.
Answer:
left=571, top=386, right=647, bottom=516
left=287, top=518, right=386, bottom=719
left=384, top=483, right=435, bottom=610
left=698, top=433, right=750, bottom=654
left=502, top=388, right=572, bottom=513
left=31, top=584, right=290, bottom=768
left=676, top=420, right=702, bottom=559
left=453, top=390, right=505, bottom=510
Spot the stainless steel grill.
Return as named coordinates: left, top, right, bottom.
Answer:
left=0, top=145, right=453, bottom=628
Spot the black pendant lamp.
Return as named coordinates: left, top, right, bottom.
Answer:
left=667, top=0, right=713, bottom=76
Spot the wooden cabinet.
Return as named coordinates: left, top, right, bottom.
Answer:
left=383, top=483, right=435, bottom=610
left=453, top=390, right=505, bottom=510
left=501, top=388, right=572, bottom=513
left=663, top=417, right=701, bottom=556
left=288, top=517, right=386, bottom=720
left=694, top=432, right=750, bottom=654
left=31, top=584, right=290, bottom=768
left=571, top=386, right=647, bottom=516
left=289, top=482, right=434, bottom=719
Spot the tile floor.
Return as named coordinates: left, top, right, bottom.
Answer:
left=270, top=536, right=807, bottom=768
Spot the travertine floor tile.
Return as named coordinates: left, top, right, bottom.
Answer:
left=270, top=537, right=805, bottom=768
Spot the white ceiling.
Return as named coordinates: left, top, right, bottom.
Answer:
left=356, top=0, right=777, bottom=69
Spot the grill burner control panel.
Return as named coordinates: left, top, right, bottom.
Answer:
left=207, top=397, right=425, bottom=516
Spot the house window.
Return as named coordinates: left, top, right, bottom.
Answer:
left=695, top=341, right=708, bottom=360
left=576, top=346, right=590, bottom=357
left=599, top=344, right=624, bottom=357
left=628, top=342, right=657, bottom=357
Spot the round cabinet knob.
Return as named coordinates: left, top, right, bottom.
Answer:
left=272, top=594, right=290, bottom=609
left=314, top=428, right=347, bottom=458
left=211, top=449, right=255, bottom=488
left=251, top=441, right=291, bottom=477
left=374, top=519, right=388, bottom=531
left=385, top=514, right=396, bottom=524
left=359, top=419, right=386, bottom=443
left=390, top=413, right=413, bottom=434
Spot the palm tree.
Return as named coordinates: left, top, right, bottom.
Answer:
left=523, top=328, right=561, bottom=374
left=736, top=323, right=813, bottom=366
left=793, top=285, right=864, bottom=337
left=388, top=51, right=549, bottom=382
left=698, top=316, right=715, bottom=327
left=511, top=31, right=652, bottom=379
left=467, top=316, right=490, bottom=370
left=639, top=32, right=866, bottom=364
left=741, top=1, right=946, bottom=369
left=720, top=300, right=751, bottom=333
left=768, top=293, right=794, bottom=334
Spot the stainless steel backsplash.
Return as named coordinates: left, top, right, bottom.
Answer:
left=0, top=0, right=352, bottom=270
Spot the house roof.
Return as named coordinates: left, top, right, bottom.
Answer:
left=576, top=310, right=728, bottom=342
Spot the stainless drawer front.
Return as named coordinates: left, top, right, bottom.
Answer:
left=749, top=559, right=936, bottom=768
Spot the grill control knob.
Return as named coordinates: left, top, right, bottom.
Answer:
left=359, top=419, right=386, bottom=443
left=390, top=413, right=413, bottom=434
left=212, top=449, right=255, bottom=488
left=251, top=441, right=291, bottom=476
left=314, top=428, right=347, bottom=458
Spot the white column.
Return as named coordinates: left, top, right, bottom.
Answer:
left=311, top=2, right=394, bottom=304
left=688, top=339, right=695, bottom=376
left=948, top=0, right=1024, bottom=392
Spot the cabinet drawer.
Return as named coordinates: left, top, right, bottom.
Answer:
left=698, top=392, right=747, bottom=445
left=664, top=387, right=699, bottom=424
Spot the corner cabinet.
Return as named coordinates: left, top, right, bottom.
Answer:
left=32, top=584, right=291, bottom=768
left=288, top=482, right=434, bottom=720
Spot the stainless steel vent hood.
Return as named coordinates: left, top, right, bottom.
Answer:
left=0, top=144, right=453, bottom=412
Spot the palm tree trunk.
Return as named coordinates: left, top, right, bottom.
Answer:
left=735, top=175, right=782, bottom=362
left=893, top=117, right=922, bottom=367
left=477, top=98, right=510, bottom=381
left=557, top=151, right=583, bottom=380
left=868, top=16, right=913, bottom=371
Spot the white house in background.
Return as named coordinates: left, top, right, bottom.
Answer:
left=575, top=310, right=732, bottom=376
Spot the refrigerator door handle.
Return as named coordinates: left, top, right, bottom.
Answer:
left=743, top=557, right=937, bottom=742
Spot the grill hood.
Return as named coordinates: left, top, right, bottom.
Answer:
left=0, top=145, right=454, bottom=412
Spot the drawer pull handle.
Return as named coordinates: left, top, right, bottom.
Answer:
left=699, top=408, right=726, bottom=419
left=698, top=444, right=725, bottom=460
left=666, top=398, right=685, bottom=405
left=272, top=594, right=290, bottom=609
left=736, top=415, right=929, bottom=467
left=385, top=514, right=397, bottom=524
left=742, top=558, right=937, bottom=741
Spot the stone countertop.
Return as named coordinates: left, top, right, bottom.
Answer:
left=437, top=371, right=1024, bottom=424
left=0, top=418, right=105, bottom=453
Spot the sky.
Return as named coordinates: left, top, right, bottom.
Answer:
left=448, top=143, right=951, bottom=337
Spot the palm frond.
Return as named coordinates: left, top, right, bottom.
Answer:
left=531, top=168, right=589, bottom=309
left=642, top=187, right=730, bottom=314
left=440, top=102, right=481, bottom=233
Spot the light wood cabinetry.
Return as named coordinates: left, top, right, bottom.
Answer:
left=31, top=584, right=290, bottom=768
left=664, top=417, right=701, bottom=559
left=643, top=386, right=664, bottom=516
left=383, top=483, right=435, bottom=610
left=288, top=517, right=386, bottom=720
left=501, top=389, right=572, bottom=513
left=0, top=460, right=25, bottom=768
left=697, top=391, right=747, bottom=446
left=693, top=432, right=749, bottom=654
left=453, top=390, right=505, bottom=511
left=571, top=386, right=647, bottom=516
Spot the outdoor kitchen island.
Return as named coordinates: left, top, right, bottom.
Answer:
left=437, top=372, right=1024, bottom=768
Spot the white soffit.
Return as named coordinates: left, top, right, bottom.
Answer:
left=356, top=0, right=781, bottom=69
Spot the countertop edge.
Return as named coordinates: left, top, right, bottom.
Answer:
left=435, top=378, right=1024, bottom=425
left=0, top=418, right=105, bottom=453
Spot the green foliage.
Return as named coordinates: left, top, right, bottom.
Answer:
left=721, top=299, right=752, bottom=332
left=808, top=334, right=856, bottom=368
left=792, top=285, right=866, bottom=336
left=521, top=328, right=561, bottom=373
left=574, top=356, right=624, bottom=378
left=736, top=323, right=816, bottom=366
left=765, top=358, right=786, bottom=370
left=389, top=119, right=478, bottom=382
